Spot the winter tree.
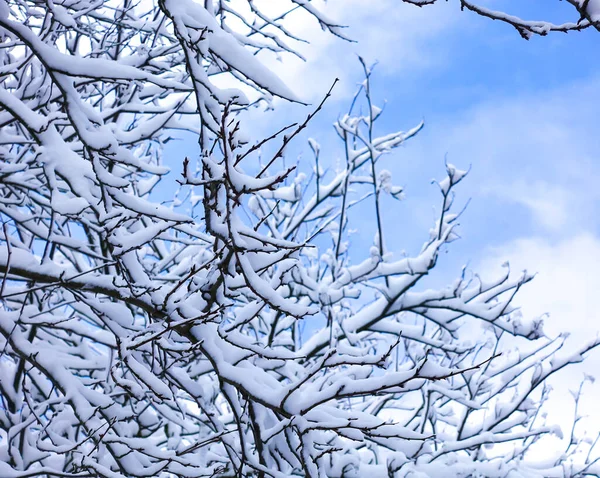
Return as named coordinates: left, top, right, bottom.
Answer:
left=0, top=1, right=599, bottom=477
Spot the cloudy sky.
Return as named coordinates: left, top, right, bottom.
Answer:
left=281, top=0, right=600, bottom=448
left=166, top=0, right=600, bottom=451
left=290, top=0, right=600, bottom=449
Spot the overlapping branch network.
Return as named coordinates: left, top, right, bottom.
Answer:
left=0, top=1, right=599, bottom=477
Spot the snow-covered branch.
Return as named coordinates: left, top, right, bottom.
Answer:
left=402, top=0, right=600, bottom=39
left=1, top=1, right=599, bottom=477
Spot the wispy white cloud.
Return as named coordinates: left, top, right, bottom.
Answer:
left=482, top=179, right=571, bottom=231
left=435, top=75, right=600, bottom=180
left=397, top=74, right=600, bottom=240
left=255, top=0, right=465, bottom=102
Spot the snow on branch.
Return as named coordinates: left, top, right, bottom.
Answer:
left=0, top=1, right=599, bottom=477
left=402, top=0, right=600, bottom=39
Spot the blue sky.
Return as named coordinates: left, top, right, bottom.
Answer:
left=163, top=0, right=600, bottom=449
left=296, top=0, right=600, bottom=450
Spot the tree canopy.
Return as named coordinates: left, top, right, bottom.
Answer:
left=0, top=1, right=599, bottom=477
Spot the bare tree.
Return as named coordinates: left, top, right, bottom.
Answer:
left=0, top=1, right=599, bottom=477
